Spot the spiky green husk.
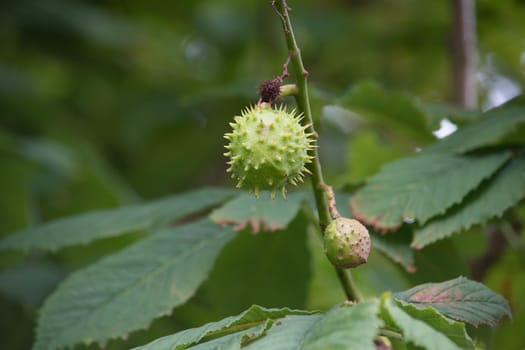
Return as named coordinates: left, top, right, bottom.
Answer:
left=224, top=104, right=315, bottom=198
left=324, top=217, right=370, bottom=269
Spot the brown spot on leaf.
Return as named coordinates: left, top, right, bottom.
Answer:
left=411, top=288, right=455, bottom=303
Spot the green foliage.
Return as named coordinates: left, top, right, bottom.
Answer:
left=134, top=295, right=493, bottom=349
left=351, top=151, right=512, bottom=230
left=1, top=0, right=523, bottom=349
left=294, top=301, right=382, bottom=350
left=209, top=191, right=306, bottom=232
left=394, top=277, right=512, bottom=327
left=413, top=157, right=525, bottom=248
left=1, top=183, right=512, bottom=349
left=383, top=298, right=474, bottom=350
left=135, top=302, right=383, bottom=350
left=351, top=100, right=525, bottom=251
left=33, top=219, right=235, bottom=350
left=424, top=105, right=525, bottom=154
left=131, top=305, right=317, bottom=350
left=0, top=187, right=235, bottom=253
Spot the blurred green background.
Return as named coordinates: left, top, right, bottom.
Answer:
left=1, top=0, right=524, bottom=349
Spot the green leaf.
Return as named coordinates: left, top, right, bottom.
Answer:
left=0, top=187, right=235, bottom=253
left=393, top=277, right=512, bottom=327
left=137, top=302, right=382, bottom=350
left=132, top=305, right=315, bottom=350
left=298, top=301, right=383, bottom=350
left=383, top=297, right=474, bottom=350
left=33, top=219, right=235, bottom=350
left=188, top=322, right=269, bottom=350
left=209, top=192, right=306, bottom=233
left=244, top=301, right=382, bottom=350
left=351, top=151, right=512, bottom=230
left=413, top=157, right=525, bottom=249
left=424, top=106, right=525, bottom=154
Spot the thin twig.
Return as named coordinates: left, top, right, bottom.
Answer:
left=272, top=0, right=361, bottom=303
left=271, top=0, right=290, bottom=33
left=281, top=50, right=294, bottom=80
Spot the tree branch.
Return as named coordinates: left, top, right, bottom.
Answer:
left=452, top=0, right=477, bottom=108
left=272, top=0, right=361, bottom=302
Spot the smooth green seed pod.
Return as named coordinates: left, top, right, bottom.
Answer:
left=324, top=217, right=371, bottom=269
left=225, top=104, right=315, bottom=198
